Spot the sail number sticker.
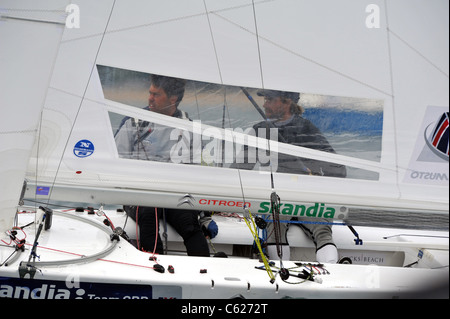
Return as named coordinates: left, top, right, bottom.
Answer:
left=73, top=139, right=95, bottom=158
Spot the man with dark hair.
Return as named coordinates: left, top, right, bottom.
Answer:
left=115, top=74, right=217, bottom=256
left=115, top=74, right=190, bottom=161
left=147, top=74, right=187, bottom=116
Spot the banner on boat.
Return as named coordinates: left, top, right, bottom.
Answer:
left=195, top=197, right=348, bottom=219
left=404, top=106, right=449, bottom=186
left=0, top=277, right=181, bottom=299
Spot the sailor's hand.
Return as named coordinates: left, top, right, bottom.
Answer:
left=200, top=217, right=218, bottom=239
left=199, top=211, right=218, bottom=239
left=204, top=219, right=218, bottom=239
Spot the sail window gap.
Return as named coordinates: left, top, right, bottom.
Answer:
left=97, top=66, right=383, bottom=181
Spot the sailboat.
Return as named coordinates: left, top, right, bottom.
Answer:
left=1, top=0, right=448, bottom=299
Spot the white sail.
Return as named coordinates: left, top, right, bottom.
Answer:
left=0, top=0, right=448, bottom=301
left=0, top=0, right=66, bottom=232
left=23, top=0, right=448, bottom=217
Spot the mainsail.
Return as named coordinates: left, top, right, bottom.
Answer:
left=0, top=0, right=448, bottom=300
left=0, top=1, right=66, bottom=232
left=0, top=0, right=446, bottom=230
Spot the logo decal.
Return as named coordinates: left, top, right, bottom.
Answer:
left=177, top=194, right=196, bottom=207
left=425, top=112, right=449, bottom=160
left=258, top=202, right=336, bottom=218
left=404, top=106, right=449, bottom=185
left=36, top=186, right=50, bottom=196
left=73, top=140, right=94, bottom=158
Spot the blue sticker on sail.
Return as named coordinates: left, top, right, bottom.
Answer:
left=73, top=140, right=94, bottom=158
left=36, top=186, right=50, bottom=195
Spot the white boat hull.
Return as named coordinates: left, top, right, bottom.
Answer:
left=1, top=208, right=447, bottom=299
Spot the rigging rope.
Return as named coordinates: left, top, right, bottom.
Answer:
left=243, top=207, right=275, bottom=283
left=251, top=0, right=288, bottom=280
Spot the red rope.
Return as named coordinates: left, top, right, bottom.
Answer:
left=136, top=206, right=140, bottom=251
left=24, top=242, right=157, bottom=270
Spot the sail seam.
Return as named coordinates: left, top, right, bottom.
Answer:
left=0, top=129, right=37, bottom=135
left=212, top=12, right=393, bottom=98
left=58, top=0, right=274, bottom=44
left=202, top=0, right=223, bottom=84
left=0, top=15, right=66, bottom=25
left=251, top=0, right=265, bottom=91
left=383, top=0, right=402, bottom=203
left=388, top=29, right=449, bottom=78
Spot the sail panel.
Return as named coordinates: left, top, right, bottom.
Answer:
left=0, top=0, right=66, bottom=232
left=24, top=0, right=449, bottom=216
left=386, top=0, right=449, bottom=207
left=95, top=0, right=394, bottom=98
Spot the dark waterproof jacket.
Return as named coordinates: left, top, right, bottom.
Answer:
left=252, top=114, right=347, bottom=178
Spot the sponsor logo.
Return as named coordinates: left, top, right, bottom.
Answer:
left=178, top=194, right=196, bottom=207
left=424, top=112, right=449, bottom=160
left=405, top=106, right=449, bottom=185
left=257, top=202, right=336, bottom=218
left=0, top=277, right=181, bottom=299
left=73, top=139, right=95, bottom=158
left=409, top=171, right=448, bottom=181
left=198, top=199, right=251, bottom=209
left=197, top=199, right=338, bottom=218
left=36, top=186, right=50, bottom=196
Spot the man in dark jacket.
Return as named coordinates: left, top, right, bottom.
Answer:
left=254, top=89, right=346, bottom=263
left=254, top=90, right=346, bottom=177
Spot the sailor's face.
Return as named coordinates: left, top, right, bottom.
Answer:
left=263, top=96, right=288, bottom=120
left=148, top=85, right=177, bottom=116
